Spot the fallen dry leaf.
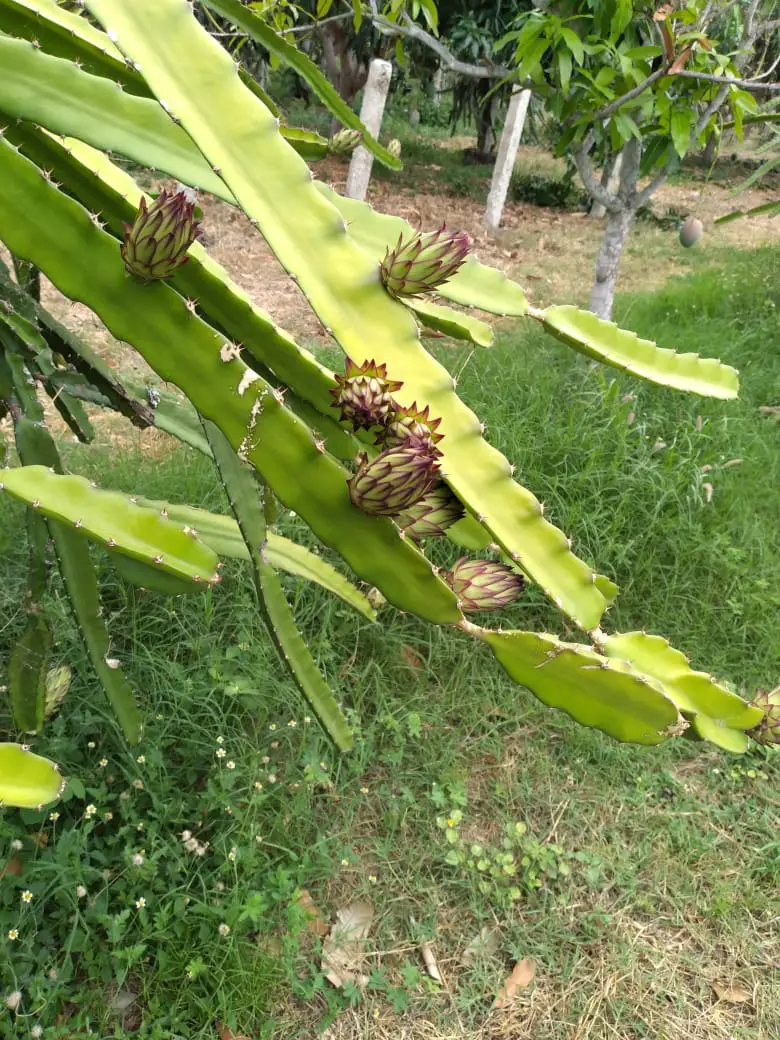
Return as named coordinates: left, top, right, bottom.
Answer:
left=420, top=941, right=442, bottom=982
left=401, top=645, right=424, bottom=672
left=294, top=888, right=330, bottom=937
left=492, top=958, right=536, bottom=1009
left=322, top=900, right=374, bottom=989
left=0, top=857, right=22, bottom=880
left=217, top=1022, right=251, bottom=1040
left=713, top=982, right=752, bottom=1004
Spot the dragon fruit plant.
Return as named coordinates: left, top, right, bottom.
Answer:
left=0, top=0, right=772, bottom=809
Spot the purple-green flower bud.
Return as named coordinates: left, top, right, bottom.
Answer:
left=379, top=402, right=444, bottom=452
left=121, top=189, right=201, bottom=282
left=330, top=358, right=403, bottom=431
left=396, top=484, right=464, bottom=540
left=446, top=557, right=524, bottom=613
left=748, top=686, right=780, bottom=746
left=348, top=444, right=440, bottom=517
left=380, top=225, right=470, bottom=298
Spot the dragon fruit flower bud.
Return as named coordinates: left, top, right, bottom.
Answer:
left=328, top=128, right=363, bottom=155
left=748, top=685, right=780, bottom=746
left=396, top=484, right=464, bottom=540
left=380, top=402, right=443, bottom=452
left=380, top=225, right=470, bottom=298
left=446, top=557, right=524, bottom=613
left=330, top=358, right=403, bottom=431
left=121, top=189, right=201, bottom=282
left=348, top=444, right=440, bottom=517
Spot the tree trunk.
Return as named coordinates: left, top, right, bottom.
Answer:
left=474, top=83, right=498, bottom=158
left=587, top=138, right=642, bottom=318
left=320, top=23, right=367, bottom=136
left=590, top=150, right=623, bottom=220
left=589, top=207, right=633, bottom=318
left=702, top=132, right=717, bottom=165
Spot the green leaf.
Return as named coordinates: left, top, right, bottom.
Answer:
left=559, top=27, right=584, bottom=65
left=0, top=743, right=63, bottom=809
left=558, top=48, right=572, bottom=96
left=533, top=304, right=738, bottom=398
left=670, top=109, right=693, bottom=159
left=624, top=45, right=663, bottom=60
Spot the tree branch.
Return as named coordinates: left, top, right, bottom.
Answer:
left=634, top=160, right=672, bottom=208
left=368, top=5, right=511, bottom=80
left=571, top=135, right=618, bottom=211
left=586, top=67, right=667, bottom=124
left=281, top=12, right=354, bottom=35
left=674, top=69, right=780, bottom=91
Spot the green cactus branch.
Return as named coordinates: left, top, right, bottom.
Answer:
left=0, top=307, right=95, bottom=443
left=134, top=496, right=377, bottom=621
left=0, top=137, right=460, bottom=624
left=404, top=297, right=495, bottom=348
left=204, top=419, right=354, bottom=751
left=0, top=743, right=64, bottom=809
left=0, top=12, right=324, bottom=155
left=0, top=0, right=136, bottom=86
left=467, top=623, right=679, bottom=745
left=0, top=466, right=222, bottom=584
left=0, top=261, right=155, bottom=430
left=2, top=0, right=285, bottom=118
left=8, top=613, right=51, bottom=734
left=12, top=415, right=142, bottom=742
left=531, top=306, right=739, bottom=399
left=83, top=0, right=605, bottom=629
left=0, top=35, right=234, bottom=198
left=199, top=0, right=401, bottom=172
left=597, top=631, right=762, bottom=742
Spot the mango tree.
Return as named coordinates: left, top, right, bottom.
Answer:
left=500, top=0, right=779, bottom=317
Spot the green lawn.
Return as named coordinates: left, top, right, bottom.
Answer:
left=1, top=247, right=778, bottom=1039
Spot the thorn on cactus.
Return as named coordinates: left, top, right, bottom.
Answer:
left=330, top=358, right=402, bottom=431
left=380, top=225, right=470, bottom=298
left=446, top=558, right=525, bottom=613
left=121, top=189, right=202, bottom=282
left=348, top=445, right=440, bottom=517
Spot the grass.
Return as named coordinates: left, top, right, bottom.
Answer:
left=1, top=247, right=779, bottom=1039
